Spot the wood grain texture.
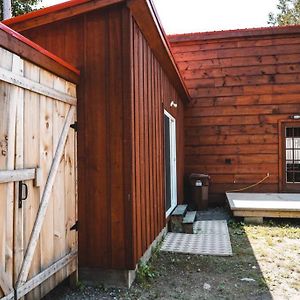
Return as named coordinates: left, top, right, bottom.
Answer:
left=0, top=46, right=77, bottom=299
left=0, top=26, right=79, bottom=84
left=131, top=20, right=185, bottom=263
left=19, top=6, right=133, bottom=270
left=16, top=4, right=186, bottom=272
left=170, top=29, right=300, bottom=205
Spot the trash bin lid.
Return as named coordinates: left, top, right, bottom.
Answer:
left=189, top=173, right=210, bottom=185
left=189, top=173, right=210, bottom=179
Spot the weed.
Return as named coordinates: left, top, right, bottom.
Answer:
left=217, top=282, right=226, bottom=292
left=76, top=280, right=85, bottom=291
left=136, top=262, right=157, bottom=284
left=228, top=220, right=244, bottom=229
left=265, top=236, right=275, bottom=247
left=151, top=238, right=163, bottom=259
left=257, top=276, right=268, bottom=288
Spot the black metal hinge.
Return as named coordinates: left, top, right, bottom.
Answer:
left=70, top=220, right=79, bottom=231
left=70, top=122, right=78, bottom=132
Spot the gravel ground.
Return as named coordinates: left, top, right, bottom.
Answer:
left=46, top=212, right=300, bottom=300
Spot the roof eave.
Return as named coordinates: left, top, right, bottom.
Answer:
left=0, top=22, right=79, bottom=83
left=128, top=0, right=190, bottom=103
left=3, top=0, right=125, bottom=32
left=4, top=0, right=190, bottom=103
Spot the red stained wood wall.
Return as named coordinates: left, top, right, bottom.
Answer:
left=21, top=6, right=133, bottom=269
left=16, top=4, right=185, bottom=270
left=169, top=27, right=300, bottom=205
left=131, top=20, right=184, bottom=263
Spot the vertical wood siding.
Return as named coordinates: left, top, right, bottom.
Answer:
left=132, top=21, right=185, bottom=264
left=22, top=6, right=130, bottom=269
left=170, top=31, right=300, bottom=205
left=19, top=5, right=185, bottom=270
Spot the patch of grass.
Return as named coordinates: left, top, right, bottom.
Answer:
left=265, top=236, right=275, bottom=247
left=75, top=280, right=85, bottom=291
left=228, top=220, right=244, bottom=230
left=291, top=280, right=300, bottom=291
left=244, top=221, right=300, bottom=240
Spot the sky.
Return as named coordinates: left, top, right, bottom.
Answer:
left=41, top=0, right=279, bottom=34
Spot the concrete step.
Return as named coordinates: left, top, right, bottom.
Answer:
left=169, top=204, right=188, bottom=233
left=172, top=204, right=188, bottom=217
left=183, top=211, right=197, bottom=234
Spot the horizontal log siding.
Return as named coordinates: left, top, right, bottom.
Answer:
left=132, top=20, right=184, bottom=264
left=170, top=31, right=300, bottom=205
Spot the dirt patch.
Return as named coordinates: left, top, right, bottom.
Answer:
left=47, top=219, right=300, bottom=300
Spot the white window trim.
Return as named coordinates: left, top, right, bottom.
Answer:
left=164, top=110, right=177, bottom=217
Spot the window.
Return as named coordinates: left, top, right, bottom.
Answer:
left=285, top=126, right=300, bottom=184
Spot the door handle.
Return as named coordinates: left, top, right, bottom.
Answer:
left=18, top=181, right=28, bottom=208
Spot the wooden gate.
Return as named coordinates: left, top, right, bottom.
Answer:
left=0, top=46, right=78, bottom=299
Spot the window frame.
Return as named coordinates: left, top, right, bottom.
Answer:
left=280, top=121, right=300, bottom=192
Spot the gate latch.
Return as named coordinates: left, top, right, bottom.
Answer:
left=70, top=220, right=79, bottom=231
left=70, top=122, right=78, bottom=132
left=18, top=182, right=28, bottom=208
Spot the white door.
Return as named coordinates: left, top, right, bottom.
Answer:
left=164, top=110, right=177, bottom=217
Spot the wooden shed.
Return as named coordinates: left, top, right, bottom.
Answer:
left=0, top=23, right=79, bottom=299
left=169, top=26, right=300, bottom=205
left=4, top=0, right=190, bottom=287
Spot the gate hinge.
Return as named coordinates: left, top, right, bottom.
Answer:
left=70, top=220, right=79, bottom=231
left=70, top=122, right=78, bottom=132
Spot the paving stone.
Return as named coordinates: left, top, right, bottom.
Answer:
left=161, top=220, right=232, bottom=256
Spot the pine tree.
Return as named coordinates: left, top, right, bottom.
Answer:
left=1, top=0, right=42, bottom=20
left=268, top=0, right=300, bottom=25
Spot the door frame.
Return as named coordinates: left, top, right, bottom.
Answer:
left=164, top=110, right=177, bottom=217
left=279, top=120, right=300, bottom=192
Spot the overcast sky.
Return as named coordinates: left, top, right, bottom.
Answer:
left=41, top=0, right=279, bottom=34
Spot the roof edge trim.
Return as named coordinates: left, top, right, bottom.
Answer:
left=128, top=0, right=190, bottom=103
left=0, top=22, right=80, bottom=76
left=3, top=0, right=124, bottom=32
left=168, top=25, right=300, bottom=43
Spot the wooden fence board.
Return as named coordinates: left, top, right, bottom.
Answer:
left=0, top=82, right=10, bottom=299
left=23, top=62, right=42, bottom=300
left=0, top=267, right=13, bottom=296
left=17, top=106, right=75, bottom=286
left=12, top=54, right=25, bottom=286
left=0, top=66, right=76, bottom=106
left=0, top=46, right=78, bottom=300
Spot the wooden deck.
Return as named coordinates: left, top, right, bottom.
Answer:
left=226, top=193, right=300, bottom=219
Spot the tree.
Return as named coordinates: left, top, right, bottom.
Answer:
left=268, top=0, right=300, bottom=25
left=1, top=0, right=42, bottom=20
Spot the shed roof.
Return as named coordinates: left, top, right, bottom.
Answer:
left=4, top=0, right=190, bottom=103
left=3, top=0, right=123, bottom=30
left=168, top=25, right=300, bottom=43
left=0, top=22, right=79, bottom=83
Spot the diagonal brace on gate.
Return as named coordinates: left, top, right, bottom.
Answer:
left=15, top=106, right=76, bottom=288
left=0, top=266, right=13, bottom=296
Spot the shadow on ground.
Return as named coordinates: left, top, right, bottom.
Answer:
left=46, top=208, right=276, bottom=299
